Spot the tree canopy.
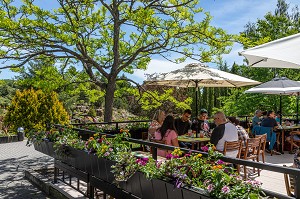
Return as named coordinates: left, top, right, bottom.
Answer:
left=0, top=0, right=233, bottom=121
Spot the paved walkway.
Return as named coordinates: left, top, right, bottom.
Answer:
left=0, top=140, right=53, bottom=199
left=0, top=140, right=296, bottom=198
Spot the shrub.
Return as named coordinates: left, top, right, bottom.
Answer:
left=4, top=88, right=69, bottom=133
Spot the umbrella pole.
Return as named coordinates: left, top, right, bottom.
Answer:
left=297, top=93, right=299, bottom=124
left=280, top=95, right=282, bottom=125
left=195, top=81, right=199, bottom=138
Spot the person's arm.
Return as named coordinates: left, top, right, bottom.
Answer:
left=210, top=125, right=225, bottom=146
left=171, top=137, right=179, bottom=147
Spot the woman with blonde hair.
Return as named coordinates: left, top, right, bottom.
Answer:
left=147, top=110, right=165, bottom=142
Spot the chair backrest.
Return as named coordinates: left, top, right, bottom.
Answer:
left=243, top=137, right=261, bottom=158
left=255, top=133, right=267, bottom=151
left=223, top=140, right=242, bottom=158
left=283, top=165, right=295, bottom=196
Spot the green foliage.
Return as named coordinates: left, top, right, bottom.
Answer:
left=0, top=0, right=233, bottom=121
left=4, top=88, right=70, bottom=133
left=217, top=0, right=300, bottom=117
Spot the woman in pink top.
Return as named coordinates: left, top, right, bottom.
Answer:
left=154, top=115, right=179, bottom=157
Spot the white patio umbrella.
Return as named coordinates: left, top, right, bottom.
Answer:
left=239, top=33, right=300, bottom=69
left=145, top=63, right=260, bottom=118
left=245, top=77, right=300, bottom=123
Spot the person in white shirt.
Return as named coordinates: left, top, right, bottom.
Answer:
left=210, top=111, right=238, bottom=157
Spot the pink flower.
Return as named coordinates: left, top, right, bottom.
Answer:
left=104, top=152, right=110, bottom=157
left=166, top=154, right=179, bottom=159
left=207, top=184, right=214, bottom=193
left=216, top=159, right=224, bottom=165
left=221, top=185, right=230, bottom=194
left=201, top=146, right=209, bottom=152
left=136, top=158, right=148, bottom=166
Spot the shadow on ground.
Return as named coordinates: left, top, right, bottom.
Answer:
left=0, top=156, right=53, bottom=199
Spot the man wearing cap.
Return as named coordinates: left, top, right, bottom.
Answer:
left=191, top=108, right=210, bottom=136
left=252, top=110, right=262, bottom=127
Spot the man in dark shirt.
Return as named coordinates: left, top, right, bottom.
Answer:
left=261, top=110, right=278, bottom=129
left=174, top=109, right=192, bottom=136
left=261, top=110, right=281, bottom=155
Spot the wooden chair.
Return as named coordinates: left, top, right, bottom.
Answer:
left=223, top=140, right=242, bottom=174
left=255, top=134, right=267, bottom=163
left=240, top=137, right=261, bottom=180
left=255, top=134, right=267, bottom=176
left=290, top=131, right=300, bottom=153
left=283, top=165, right=295, bottom=197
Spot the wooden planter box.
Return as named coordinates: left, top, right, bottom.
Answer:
left=93, top=157, right=116, bottom=183
left=33, top=141, right=55, bottom=158
left=0, top=135, right=18, bottom=144
left=119, top=172, right=210, bottom=199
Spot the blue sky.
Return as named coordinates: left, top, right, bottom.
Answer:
left=1, top=0, right=299, bottom=82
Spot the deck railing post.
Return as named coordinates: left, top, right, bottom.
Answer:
left=152, top=147, right=157, bottom=160
left=295, top=175, right=300, bottom=199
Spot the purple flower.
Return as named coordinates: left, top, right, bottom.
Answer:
left=216, top=159, right=224, bottom=165
left=221, top=185, right=230, bottom=194
left=136, top=158, right=148, bottom=166
left=175, top=179, right=182, bottom=188
left=166, top=154, right=177, bottom=159
left=104, top=152, right=110, bottom=157
left=201, top=146, right=209, bottom=152
left=207, top=184, right=214, bottom=193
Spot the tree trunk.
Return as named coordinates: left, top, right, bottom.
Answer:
left=104, top=76, right=117, bottom=122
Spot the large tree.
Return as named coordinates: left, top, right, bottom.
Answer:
left=0, top=0, right=232, bottom=121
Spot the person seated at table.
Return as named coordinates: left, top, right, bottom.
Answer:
left=228, top=116, right=249, bottom=146
left=147, top=110, right=165, bottom=143
left=261, top=111, right=268, bottom=120
left=275, top=111, right=281, bottom=124
left=252, top=110, right=262, bottom=127
left=174, top=109, right=192, bottom=148
left=210, top=111, right=238, bottom=157
left=154, top=115, right=179, bottom=157
left=191, top=108, right=210, bottom=137
left=261, top=110, right=281, bottom=155
left=174, top=109, right=192, bottom=136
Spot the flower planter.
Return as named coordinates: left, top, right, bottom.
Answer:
left=72, top=149, right=89, bottom=171
left=33, top=141, right=55, bottom=158
left=89, top=153, right=99, bottom=176
left=93, top=157, right=116, bottom=183
left=105, top=159, right=116, bottom=183
left=120, top=172, right=211, bottom=199
left=0, top=135, right=18, bottom=144
left=55, top=145, right=76, bottom=167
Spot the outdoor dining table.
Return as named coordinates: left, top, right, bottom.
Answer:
left=276, top=124, right=300, bottom=153
left=177, top=135, right=210, bottom=150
